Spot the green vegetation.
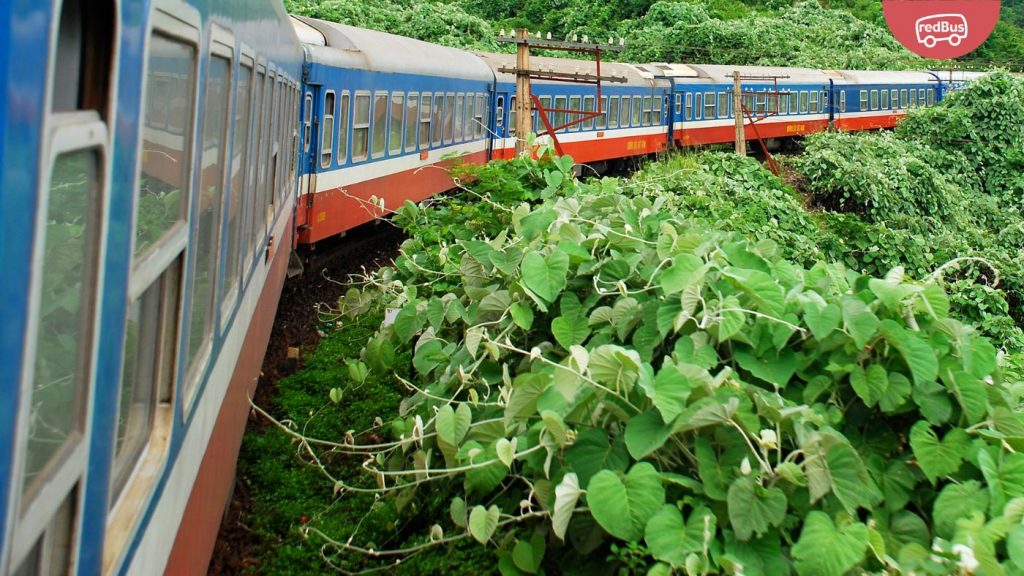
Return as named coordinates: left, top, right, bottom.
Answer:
left=249, top=75, right=1024, bottom=574
left=285, top=0, right=1024, bottom=69
left=236, top=311, right=494, bottom=574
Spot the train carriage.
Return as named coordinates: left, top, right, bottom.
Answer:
left=0, top=0, right=303, bottom=574
left=475, top=53, right=674, bottom=163
left=670, top=64, right=833, bottom=146
left=830, top=70, right=938, bottom=131
left=292, top=17, right=495, bottom=245
left=0, top=3, right=992, bottom=574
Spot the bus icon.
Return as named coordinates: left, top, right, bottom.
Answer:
left=916, top=13, right=968, bottom=47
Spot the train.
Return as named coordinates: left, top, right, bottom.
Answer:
left=0, top=1, right=984, bottom=574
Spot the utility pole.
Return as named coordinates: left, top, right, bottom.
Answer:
left=514, top=29, right=532, bottom=156
left=733, top=72, right=746, bottom=156
left=497, top=31, right=625, bottom=157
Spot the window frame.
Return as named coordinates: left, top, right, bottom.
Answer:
left=389, top=91, right=404, bottom=156
left=404, top=92, right=419, bottom=153
left=419, top=92, right=431, bottom=150
left=319, top=90, right=335, bottom=169
left=337, top=91, right=349, bottom=165
left=352, top=91, right=371, bottom=162
left=608, top=95, right=619, bottom=128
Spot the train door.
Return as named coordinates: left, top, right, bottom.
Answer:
left=298, top=84, right=320, bottom=234
left=490, top=90, right=508, bottom=158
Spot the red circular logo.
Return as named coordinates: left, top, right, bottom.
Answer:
left=883, top=0, right=1001, bottom=59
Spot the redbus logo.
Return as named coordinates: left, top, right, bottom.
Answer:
left=883, top=0, right=1000, bottom=59
left=916, top=13, right=968, bottom=47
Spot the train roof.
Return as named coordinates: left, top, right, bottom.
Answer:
left=292, top=16, right=493, bottom=81
left=474, top=52, right=664, bottom=89
left=831, top=70, right=937, bottom=84
left=929, top=70, right=988, bottom=82
left=684, top=64, right=832, bottom=85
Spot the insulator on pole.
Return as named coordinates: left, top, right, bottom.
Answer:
left=547, top=32, right=552, bottom=40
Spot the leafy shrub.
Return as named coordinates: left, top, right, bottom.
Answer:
left=795, top=131, right=969, bottom=232
left=312, top=154, right=1024, bottom=575
left=896, top=72, right=1024, bottom=201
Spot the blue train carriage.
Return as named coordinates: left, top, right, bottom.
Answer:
left=0, top=0, right=303, bottom=574
left=931, top=69, right=987, bottom=97
left=830, top=70, right=939, bottom=131
left=670, top=64, right=833, bottom=146
left=474, top=52, right=673, bottom=164
left=291, top=16, right=494, bottom=245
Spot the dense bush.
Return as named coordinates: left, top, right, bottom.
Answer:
left=793, top=73, right=1024, bottom=349
left=312, top=151, right=1024, bottom=574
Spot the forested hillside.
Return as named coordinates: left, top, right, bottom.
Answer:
left=285, top=0, right=1023, bottom=69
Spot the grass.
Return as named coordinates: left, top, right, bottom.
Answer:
left=237, top=310, right=496, bottom=574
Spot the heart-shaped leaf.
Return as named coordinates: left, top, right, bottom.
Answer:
left=521, top=250, right=569, bottom=303
left=468, top=504, right=500, bottom=544
left=727, top=477, right=787, bottom=541
left=551, top=472, right=582, bottom=540
left=909, top=421, right=968, bottom=483
left=587, top=462, right=665, bottom=541
left=792, top=511, right=868, bottom=576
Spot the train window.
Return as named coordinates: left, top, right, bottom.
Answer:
left=822, top=91, right=828, bottom=111
left=901, top=89, right=908, bottom=108
left=699, top=94, right=712, bottom=120
left=474, top=94, right=485, bottom=138
left=14, top=488, right=78, bottom=576
left=919, top=90, right=927, bottom=107
left=674, top=94, right=682, bottom=117
left=628, top=96, right=640, bottom=126
left=869, top=89, right=878, bottom=111
left=890, top=89, right=898, bottom=108
left=598, top=95, right=614, bottom=127
left=390, top=92, right=404, bottom=155
left=247, top=68, right=265, bottom=261
left=352, top=93, right=370, bottom=162
left=113, top=256, right=180, bottom=500
left=767, top=92, right=777, bottom=115
left=927, top=90, right=934, bottom=106
left=371, top=92, right=387, bottom=159
left=643, top=96, right=653, bottom=126
left=432, top=94, right=444, bottom=145
left=808, top=91, right=818, bottom=114
left=463, top=95, right=473, bottom=140
left=596, top=97, right=607, bottom=129
left=222, top=58, right=253, bottom=319
left=911, top=89, right=918, bottom=107
left=304, top=92, right=312, bottom=154
left=135, top=35, right=197, bottom=257
left=52, top=0, right=113, bottom=115
left=405, top=93, right=419, bottom=152
left=23, top=144, right=102, bottom=505
left=509, top=96, right=517, bottom=136
left=535, top=96, right=548, bottom=132
left=684, top=93, right=692, bottom=120
left=321, top=92, right=335, bottom=168
left=455, top=94, right=465, bottom=140
left=859, top=90, right=867, bottom=111
left=442, top=93, right=455, bottom=143
left=473, top=95, right=485, bottom=139
left=839, top=91, right=846, bottom=113
left=338, top=92, right=350, bottom=164
left=718, top=93, right=729, bottom=118
left=184, top=52, right=231, bottom=400
left=420, top=93, right=432, bottom=149
left=881, top=89, right=889, bottom=109
left=552, top=96, right=565, bottom=131
left=583, top=96, right=595, bottom=129
left=566, top=96, right=579, bottom=131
